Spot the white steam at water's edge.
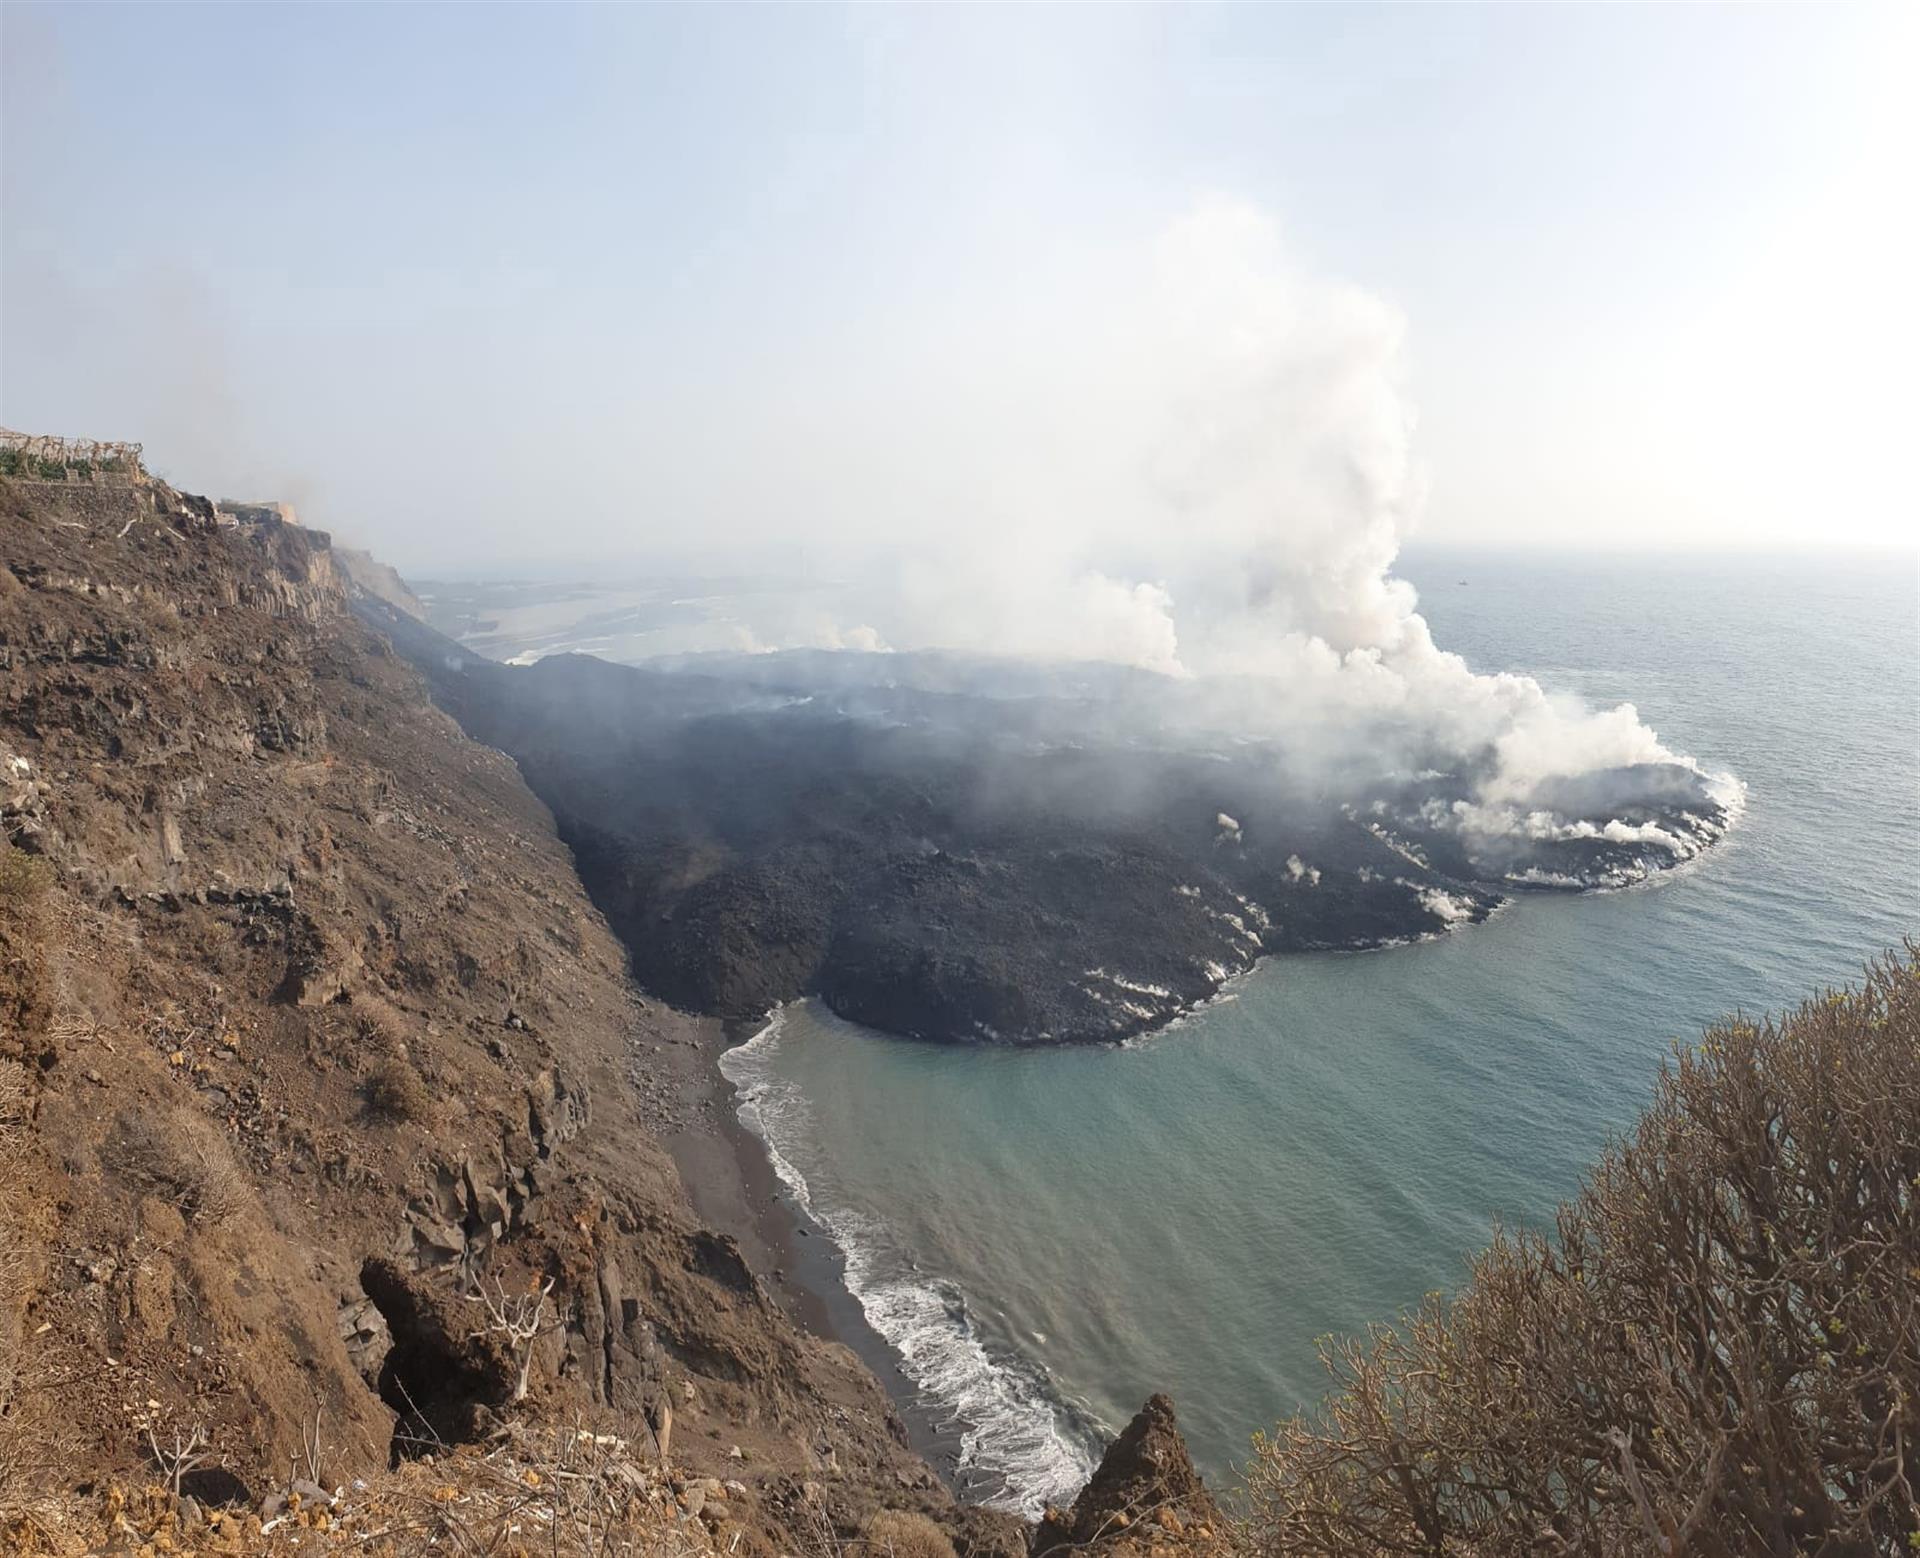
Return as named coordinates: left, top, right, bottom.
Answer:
left=719, top=1009, right=1100, bottom=1517
left=751, top=199, right=1739, bottom=827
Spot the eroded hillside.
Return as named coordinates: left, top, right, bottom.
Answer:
left=0, top=472, right=1041, bottom=1552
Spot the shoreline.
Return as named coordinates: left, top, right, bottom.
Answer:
left=652, top=1011, right=974, bottom=1487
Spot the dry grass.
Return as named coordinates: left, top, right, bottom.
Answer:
left=0, top=1323, right=72, bottom=1546
left=0, top=1058, right=38, bottom=1537
left=2, top=1423, right=729, bottom=1556
left=44, top=1014, right=99, bottom=1049
left=355, top=1424, right=711, bottom=1557
left=0, top=845, right=51, bottom=907
left=109, top=1107, right=249, bottom=1226
left=0, top=1223, right=22, bottom=1410
left=0, top=1062, right=28, bottom=1442
left=349, top=991, right=412, bottom=1048
left=858, top=1509, right=958, bottom=1558
left=0, top=1058, right=26, bottom=1162
left=0, top=1432, right=60, bottom=1550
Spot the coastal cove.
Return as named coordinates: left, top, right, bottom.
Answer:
left=8, top=10, right=1917, bottom=1546
left=699, top=545, right=1920, bottom=1513
left=651, top=1013, right=989, bottom=1475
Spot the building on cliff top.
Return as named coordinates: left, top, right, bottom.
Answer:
left=0, top=425, right=146, bottom=484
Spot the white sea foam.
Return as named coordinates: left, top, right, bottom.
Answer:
left=1085, top=969, right=1175, bottom=1000
left=1138, top=965, right=1251, bottom=1043
left=719, top=1010, right=1099, bottom=1516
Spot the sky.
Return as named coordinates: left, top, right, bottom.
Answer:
left=2, top=3, right=1917, bottom=575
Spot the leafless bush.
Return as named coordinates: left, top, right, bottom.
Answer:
left=859, top=1508, right=959, bottom=1558
left=1243, top=947, right=1920, bottom=1556
left=46, top=1012, right=99, bottom=1048
left=295, top=1400, right=329, bottom=1490
left=468, top=1273, right=558, bottom=1403
left=144, top=1417, right=209, bottom=1499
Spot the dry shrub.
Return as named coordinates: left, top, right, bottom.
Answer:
left=347, top=989, right=412, bottom=1050
left=109, top=1107, right=248, bottom=1225
left=364, top=1056, right=432, bottom=1123
left=859, top=1509, right=958, bottom=1558
left=0, top=844, right=51, bottom=906
left=1243, top=948, right=1920, bottom=1557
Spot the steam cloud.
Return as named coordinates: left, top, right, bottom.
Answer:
left=802, top=199, right=1736, bottom=821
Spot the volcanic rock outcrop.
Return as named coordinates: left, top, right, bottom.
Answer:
left=1034, top=1395, right=1225, bottom=1558
left=356, top=602, right=1732, bottom=1046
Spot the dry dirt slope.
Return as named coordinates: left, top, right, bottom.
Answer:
left=0, top=473, right=1062, bottom=1553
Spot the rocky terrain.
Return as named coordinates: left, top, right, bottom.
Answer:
left=2, top=468, right=1221, bottom=1554
left=356, top=606, right=1733, bottom=1045
left=0, top=452, right=1737, bottom=1554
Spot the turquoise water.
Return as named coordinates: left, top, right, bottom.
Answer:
left=721, top=547, right=1920, bottom=1514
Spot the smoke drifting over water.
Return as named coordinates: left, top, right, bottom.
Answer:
left=378, top=203, right=1754, bottom=1517
left=392, top=204, right=1742, bottom=1041
left=743, top=200, right=1739, bottom=850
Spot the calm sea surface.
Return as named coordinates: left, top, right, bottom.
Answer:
left=720, top=547, right=1920, bottom=1515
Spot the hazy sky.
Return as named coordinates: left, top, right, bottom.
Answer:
left=3, top=3, right=1915, bottom=571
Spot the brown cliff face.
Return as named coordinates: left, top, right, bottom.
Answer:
left=332, top=545, right=429, bottom=621
left=1033, top=1396, right=1225, bottom=1558
left=0, top=474, right=983, bottom=1548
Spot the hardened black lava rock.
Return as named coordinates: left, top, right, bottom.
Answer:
left=357, top=597, right=1727, bottom=1045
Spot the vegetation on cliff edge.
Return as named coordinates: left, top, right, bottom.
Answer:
left=1245, top=948, right=1919, bottom=1556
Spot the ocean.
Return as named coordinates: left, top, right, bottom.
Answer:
left=718, top=545, right=1920, bottom=1516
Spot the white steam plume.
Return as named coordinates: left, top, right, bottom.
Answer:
left=826, top=198, right=1728, bottom=810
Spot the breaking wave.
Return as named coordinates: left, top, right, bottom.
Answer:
left=720, top=1009, right=1100, bottom=1516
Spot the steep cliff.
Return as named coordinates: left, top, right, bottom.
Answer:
left=0, top=473, right=1045, bottom=1552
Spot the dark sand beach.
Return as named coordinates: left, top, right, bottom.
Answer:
left=653, top=1014, right=971, bottom=1482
